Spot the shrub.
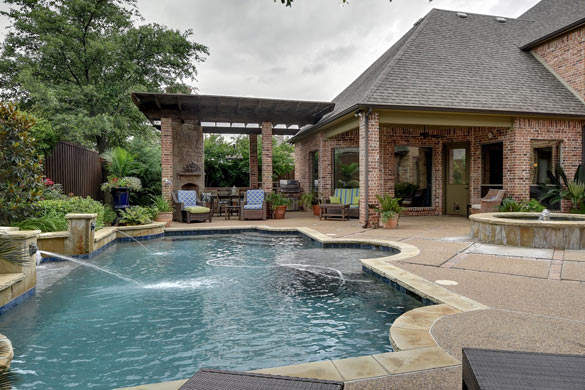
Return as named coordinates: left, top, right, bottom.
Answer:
left=0, top=103, right=45, bottom=225
left=13, top=213, right=68, bottom=232
left=498, top=198, right=546, bottom=213
left=267, top=193, right=290, bottom=207
left=41, top=178, right=67, bottom=200
left=36, top=197, right=106, bottom=230
left=103, top=205, right=117, bottom=226
left=102, top=147, right=137, bottom=178
left=118, top=206, right=153, bottom=226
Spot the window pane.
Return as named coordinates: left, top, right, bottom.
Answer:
left=449, top=148, right=467, bottom=185
left=395, top=146, right=432, bottom=207
left=333, top=148, right=359, bottom=189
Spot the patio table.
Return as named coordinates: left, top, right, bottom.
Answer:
left=462, top=348, right=585, bottom=390
left=179, top=369, right=344, bottom=390
left=319, top=204, right=350, bottom=221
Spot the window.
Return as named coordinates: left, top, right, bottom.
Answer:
left=481, top=143, right=503, bottom=197
left=449, top=148, right=467, bottom=185
left=333, top=148, right=359, bottom=189
left=310, top=151, right=319, bottom=193
left=530, top=140, right=561, bottom=210
left=395, top=146, right=432, bottom=207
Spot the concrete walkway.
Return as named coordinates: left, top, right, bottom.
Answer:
left=121, top=212, right=585, bottom=389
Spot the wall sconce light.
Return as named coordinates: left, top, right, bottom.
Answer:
left=162, top=178, right=172, bottom=186
left=488, top=131, right=494, bottom=139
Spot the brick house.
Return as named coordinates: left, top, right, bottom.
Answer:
left=291, top=0, right=585, bottom=226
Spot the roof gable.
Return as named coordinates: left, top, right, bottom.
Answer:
left=519, top=0, right=585, bottom=49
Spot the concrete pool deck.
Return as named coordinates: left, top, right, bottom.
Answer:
left=117, top=213, right=585, bottom=390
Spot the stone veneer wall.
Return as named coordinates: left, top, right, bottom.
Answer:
left=532, top=25, right=585, bottom=100
left=172, top=119, right=205, bottom=193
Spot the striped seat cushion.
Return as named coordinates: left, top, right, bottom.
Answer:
left=334, top=188, right=360, bottom=205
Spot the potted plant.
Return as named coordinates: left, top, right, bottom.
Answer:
left=373, top=194, right=404, bottom=229
left=151, top=195, right=173, bottom=227
left=300, top=192, right=321, bottom=216
left=268, top=193, right=290, bottom=219
left=101, top=147, right=141, bottom=209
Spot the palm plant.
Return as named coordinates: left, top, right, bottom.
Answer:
left=539, top=165, right=585, bottom=211
left=102, top=147, right=137, bottom=178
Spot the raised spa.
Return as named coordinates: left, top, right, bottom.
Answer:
left=470, top=212, right=585, bottom=249
left=0, top=232, right=423, bottom=390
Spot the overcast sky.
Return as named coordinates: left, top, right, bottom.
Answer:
left=0, top=0, right=540, bottom=102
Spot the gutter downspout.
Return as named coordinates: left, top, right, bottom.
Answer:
left=359, top=107, right=372, bottom=229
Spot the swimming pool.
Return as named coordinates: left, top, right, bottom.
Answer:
left=0, top=232, right=423, bottom=389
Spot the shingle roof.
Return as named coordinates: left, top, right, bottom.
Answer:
left=293, top=7, right=585, bottom=141
left=518, top=0, right=585, bottom=49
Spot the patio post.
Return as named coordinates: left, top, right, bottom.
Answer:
left=359, top=111, right=381, bottom=228
left=261, top=122, right=273, bottom=192
left=249, top=134, right=259, bottom=188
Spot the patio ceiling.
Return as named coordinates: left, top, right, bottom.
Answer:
left=131, top=92, right=335, bottom=133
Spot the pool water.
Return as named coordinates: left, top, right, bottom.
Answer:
left=0, top=233, right=423, bottom=389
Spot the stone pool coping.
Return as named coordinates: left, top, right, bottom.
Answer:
left=115, top=224, right=488, bottom=390
left=470, top=212, right=585, bottom=227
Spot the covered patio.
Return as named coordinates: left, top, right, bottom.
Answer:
left=132, top=92, right=334, bottom=200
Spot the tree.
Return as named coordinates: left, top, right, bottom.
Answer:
left=0, top=103, right=45, bottom=225
left=278, top=0, right=431, bottom=6
left=0, top=0, right=208, bottom=153
left=203, top=135, right=295, bottom=187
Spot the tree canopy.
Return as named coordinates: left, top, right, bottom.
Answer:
left=204, top=135, right=294, bottom=188
left=0, top=0, right=208, bottom=153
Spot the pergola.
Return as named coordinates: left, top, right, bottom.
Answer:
left=132, top=92, right=334, bottom=199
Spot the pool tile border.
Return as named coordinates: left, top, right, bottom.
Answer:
left=0, top=287, right=35, bottom=316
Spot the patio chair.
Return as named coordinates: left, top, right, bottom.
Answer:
left=172, top=190, right=213, bottom=223
left=240, top=189, right=267, bottom=220
left=470, top=189, right=505, bottom=214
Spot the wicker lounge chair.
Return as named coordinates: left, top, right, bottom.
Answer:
left=172, top=190, right=212, bottom=223
left=470, top=189, right=505, bottom=214
left=179, top=369, right=344, bottom=390
left=240, top=189, right=267, bottom=220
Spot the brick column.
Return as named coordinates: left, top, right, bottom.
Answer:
left=161, top=117, right=173, bottom=200
left=249, top=134, right=259, bottom=188
left=359, top=112, right=381, bottom=227
left=261, top=122, right=273, bottom=192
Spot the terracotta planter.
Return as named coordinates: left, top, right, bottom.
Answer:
left=155, top=212, right=173, bottom=227
left=312, top=204, right=321, bottom=217
left=382, top=215, right=399, bottom=229
left=273, top=205, right=287, bottom=219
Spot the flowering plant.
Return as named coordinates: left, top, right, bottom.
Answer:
left=101, top=176, right=142, bottom=192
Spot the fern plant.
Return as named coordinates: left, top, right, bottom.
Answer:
left=373, top=194, right=404, bottom=223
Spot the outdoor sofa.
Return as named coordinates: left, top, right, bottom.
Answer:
left=326, top=188, right=359, bottom=218
left=172, top=190, right=213, bottom=223
left=240, top=189, right=268, bottom=220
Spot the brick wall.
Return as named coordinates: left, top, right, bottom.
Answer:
left=261, top=122, right=273, bottom=192
left=249, top=134, right=258, bottom=188
left=161, top=117, right=173, bottom=200
left=172, top=120, right=205, bottom=193
left=532, top=25, right=585, bottom=100
left=504, top=118, right=583, bottom=211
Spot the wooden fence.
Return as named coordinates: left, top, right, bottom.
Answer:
left=44, top=142, right=104, bottom=200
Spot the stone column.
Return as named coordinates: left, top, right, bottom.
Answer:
left=64, top=214, right=97, bottom=256
left=0, top=229, right=40, bottom=302
left=161, top=117, right=174, bottom=201
left=359, top=112, right=382, bottom=227
left=261, top=122, right=273, bottom=192
left=249, top=133, right=259, bottom=188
